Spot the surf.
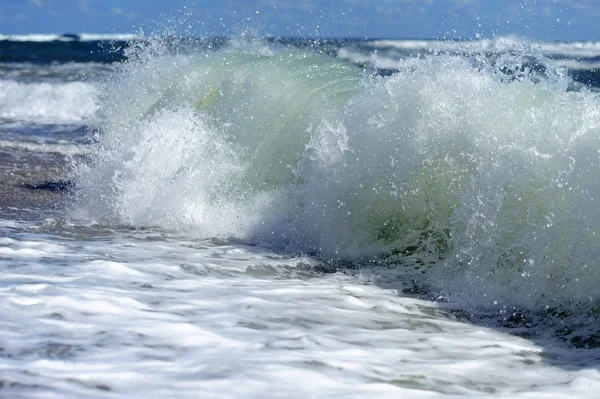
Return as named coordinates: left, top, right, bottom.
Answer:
left=71, top=37, right=600, bottom=338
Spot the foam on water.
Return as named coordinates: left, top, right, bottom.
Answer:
left=0, top=138, right=86, bottom=156
left=0, top=80, right=99, bottom=123
left=365, top=37, right=600, bottom=60
left=337, top=38, right=600, bottom=84
left=2, top=221, right=600, bottom=398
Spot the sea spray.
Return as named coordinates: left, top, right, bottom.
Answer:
left=72, top=38, right=600, bottom=334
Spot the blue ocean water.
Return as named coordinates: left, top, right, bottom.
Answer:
left=3, top=34, right=600, bottom=398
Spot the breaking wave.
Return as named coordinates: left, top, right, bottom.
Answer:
left=72, top=38, right=600, bottom=336
left=0, top=80, right=98, bottom=123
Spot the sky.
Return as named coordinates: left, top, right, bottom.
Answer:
left=1, top=0, right=599, bottom=41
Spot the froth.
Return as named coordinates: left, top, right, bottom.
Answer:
left=0, top=80, right=99, bottom=123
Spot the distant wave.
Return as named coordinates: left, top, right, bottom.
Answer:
left=0, top=139, right=86, bottom=156
left=337, top=37, right=600, bottom=72
left=0, top=80, right=98, bottom=123
left=365, top=37, right=600, bottom=59
left=0, top=33, right=140, bottom=42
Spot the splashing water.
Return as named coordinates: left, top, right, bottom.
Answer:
left=71, top=37, right=600, bottom=336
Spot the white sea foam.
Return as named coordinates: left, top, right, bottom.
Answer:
left=338, top=38, right=600, bottom=73
left=2, top=224, right=600, bottom=398
left=366, top=37, right=600, bottom=59
left=0, top=139, right=86, bottom=156
left=78, top=33, right=141, bottom=42
left=0, top=80, right=99, bottom=123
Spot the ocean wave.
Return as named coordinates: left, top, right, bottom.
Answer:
left=0, top=33, right=140, bottom=42
left=366, top=37, right=600, bottom=59
left=338, top=46, right=600, bottom=74
left=0, top=62, right=114, bottom=82
left=72, top=39, right=600, bottom=331
left=0, top=139, right=86, bottom=156
left=0, top=80, right=99, bottom=123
